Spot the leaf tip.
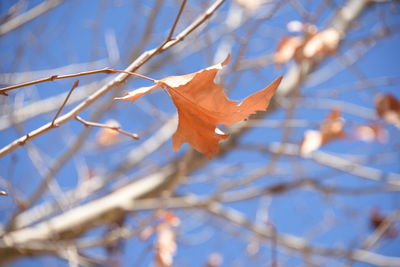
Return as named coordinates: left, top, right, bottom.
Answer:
left=221, top=54, right=231, bottom=66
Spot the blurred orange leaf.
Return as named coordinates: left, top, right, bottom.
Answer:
left=302, top=28, right=341, bottom=59
left=275, top=26, right=341, bottom=65
left=154, top=211, right=180, bottom=267
left=155, top=224, right=176, bottom=267
left=274, top=36, right=303, bottom=65
left=320, top=108, right=345, bottom=144
left=205, top=253, right=223, bottom=267
left=354, top=124, right=388, bottom=143
left=375, top=93, right=400, bottom=128
left=300, top=109, right=345, bottom=155
left=96, top=119, right=121, bottom=147
left=116, top=55, right=282, bottom=158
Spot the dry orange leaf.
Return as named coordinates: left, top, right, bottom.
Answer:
left=354, top=124, right=388, bottom=143
left=155, top=224, right=176, bottom=267
left=116, top=55, right=282, bottom=158
left=302, top=27, right=341, bottom=59
left=375, top=93, right=400, bottom=128
left=274, top=36, right=303, bottom=65
left=154, top=211, right=180, bottom=267
left=320, top=108, right=345, bottom=144
left=300, top=109, right=345, bottom=156
left=275, top=26, right=340, bottom=65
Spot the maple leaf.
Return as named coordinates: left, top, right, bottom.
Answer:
left=116, top=55, right=282, bottom=158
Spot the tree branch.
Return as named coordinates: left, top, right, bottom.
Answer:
left=75, top=116, right=139, bottom=140
left=0, top=0, right=65, bottom=36
left=0, top=68, right=154, bottom=94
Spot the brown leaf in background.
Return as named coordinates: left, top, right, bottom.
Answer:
left=274, top=36, right=303, bottom=65
left=274, top=26, right=340, bottom=65
left=320, top=108, right=345, bottom=144
left=117, top=55, right=282, bottom=158
left=375, top=93, right=400, bottom=128
left=370, top=207, right=399, bottom=239
left=155, top=224, right=176, bottom=267
left=300, top=109, right=345, bottom=155
left=154, top=211, right=180, bottom=267
left=95, top=119, right=121, bottom=147
left=354, top=124, right=388, bottom=143
left=204, top=253, right=223, bottom=267
left=302, top=28, right=341, bottom=59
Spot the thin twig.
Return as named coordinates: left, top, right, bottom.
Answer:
left=75, top=116, right=139, bottom=140
left=0, top=68, right=154, bottom=94
left=51, top=80, right=79, bottom=127
left=167, top=0, right=187, bottom=40
left=154, top=0, right=188, bottom=54
left=0, top=78, right=106, bottom=131
left=203, top=201, right=400, bottom=266
left=12, top=116, right=177, bottom=229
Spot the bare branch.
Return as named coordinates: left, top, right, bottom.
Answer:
left=0, top=68, right=154, bottom=95
left=0, top=0, right=65, bottom=36
left=51, top=80, right=79, bottom=127
left=166, top=0, right=187, bottom=40
left=203, top=202, right=400, bottom=266
left=3, top=193, right=399, bottom=266
left=249, top=142, right=400, bottom=187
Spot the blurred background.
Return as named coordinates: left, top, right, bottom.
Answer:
left=0, top=0, right=399, bottom=266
